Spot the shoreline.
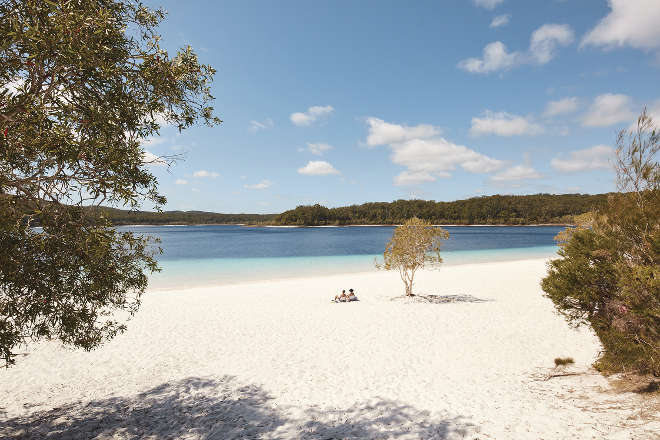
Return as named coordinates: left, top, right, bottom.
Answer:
left=117, top=223, right=573, bottom=228
left=147, top=255, right=557, bottom=292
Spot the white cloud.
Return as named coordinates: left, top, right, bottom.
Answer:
left=627, top=100, right=660, bottom=131
left=365, top=117, right=440, bottom=146
left=244, top=179, right=273, bottom=190
left=297, top=160, right=340, bottom=175
left=647, top=100, right=660, bottom=126
left=470, top=111, right=544, bottom=136
left=364, top=118, right=505, bottom=186
left=461, top=154, right=507, bottom=173
left=491, top=165, right=542, bottom=182
left=391, top=138, right=504, bottom=175
left=544, top=97, right=580, bottom=117
left=249, top=118, right=274, bottom=132
left=581, top=0, right=660, bottom=50
left=551, top=145, right=615, bottom=172
left=582, top=93, right=635, bottom=127
left=529, top=24, right=575, bottom=64
left=290, top=105, right=334, bottom=126
left=644, top=99, right=659, bottom=120
left=304, top=142, right=333, bottom=155
left=193, top=170, right=220, bottom=178
left=142, top=151, right=167, bottom=167
left=490, top=14, right=510, bottom=28
left=175, top=179, right=188, bottom=185
left=473, top=0, right=504, bottom=9
left=393, top=171, right=438, bottom=186
left=459, top=23, right=574, bottom=74
left=458, top=42, right=522, bottom=74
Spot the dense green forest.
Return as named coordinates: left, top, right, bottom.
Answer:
left=2, top=196, right=276, bottom=225
left=10, top=193, right=610, bottom=226
left=94, top=207, right=277, bottom=225
left=272, top=193, right=610, bottom=226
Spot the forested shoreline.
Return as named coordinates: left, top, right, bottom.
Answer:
left=96, top=207, right=277, bottom=225
left=273, top=193, right=609, bottom=226
left=99, top=193, right=610, bottom=226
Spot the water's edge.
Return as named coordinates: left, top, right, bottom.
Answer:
left=148, top=245, right=558, bottom=291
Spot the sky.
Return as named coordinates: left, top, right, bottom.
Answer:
left=142, top=0, right=660, bottom=213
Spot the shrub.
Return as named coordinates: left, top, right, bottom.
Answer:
left=542, top=109, right=659, bottom=376
left=554, top=357, right=575, bottom=367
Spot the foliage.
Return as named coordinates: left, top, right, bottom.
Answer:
left=0, top=0, right=220, bottom=367
left=542, top=109, right=659, bottom=375
left=25, top=193, right=607, bottom=226
left=554, top=357, right=574, bottom=367
left=92, top=206, right=276, bottom=225
left=376, top=217, right=449, bottom=297
left=274, top=193, right=609, bottom=226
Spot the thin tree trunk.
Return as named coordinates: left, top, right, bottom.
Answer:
left=407, top=269, right=416, bottom=296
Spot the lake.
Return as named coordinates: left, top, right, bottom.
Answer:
left=119, top=225, right=564, bottom=290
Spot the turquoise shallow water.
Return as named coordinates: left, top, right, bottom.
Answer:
left=148, top=245, right=559, bottom=290
left=118, top=225, right=564, bottom=290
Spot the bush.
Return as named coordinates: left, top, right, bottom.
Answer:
left=554, top=357, right=575, bottom=367
left=542, top=109, right=659, bottom=376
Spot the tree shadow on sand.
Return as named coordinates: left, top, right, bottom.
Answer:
left=1, top=376, right=475, bottom=439
left=300, top=400, right=474, bottom=439
left=391, top=294, right=490, bottom=304
left=1, top=376, right=284, bottom=440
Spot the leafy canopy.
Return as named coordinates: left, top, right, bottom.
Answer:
left=377, top=217, right=449, bottom=296
left=542, top=109, right=659, bottom=375
left=0, top=0, right=220, bottom=367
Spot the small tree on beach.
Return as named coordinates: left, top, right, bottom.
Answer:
left=0, top=0, right=220, bottom=367
left=376, top=217, right=449, bottom=296
left=542, top=109, right=659, bottom=375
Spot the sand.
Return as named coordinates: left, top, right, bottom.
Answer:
left=1, top=259, right=658, bottom=439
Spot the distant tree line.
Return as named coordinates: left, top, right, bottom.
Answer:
left=7, top=193, right=610, bottom=227
left=272, top=193, right=611, bottom=226
left=0, top=197, right=277, bottom=226
left=93, top=207, right=277, bottom=225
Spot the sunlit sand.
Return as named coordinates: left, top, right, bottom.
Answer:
left=1, top=259, right=656, bottom=439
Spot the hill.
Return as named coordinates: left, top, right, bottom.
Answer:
left=9, top=193, right=611, bottom=226
left=272, top=193, right=610, bottom=226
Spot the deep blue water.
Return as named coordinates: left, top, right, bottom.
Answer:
left=120, top=225, right=563, bottom=260
left=118, top=225, right=564, bottom=289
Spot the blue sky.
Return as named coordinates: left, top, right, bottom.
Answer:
left=143, top=0, right=660, bottom=213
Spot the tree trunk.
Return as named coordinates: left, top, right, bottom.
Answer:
left=405, top=281, right=414, bottom=296
left=406, top=271, right=415, bottom=296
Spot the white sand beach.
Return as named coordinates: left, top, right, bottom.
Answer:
left=1, top=259, right=657, bottom=439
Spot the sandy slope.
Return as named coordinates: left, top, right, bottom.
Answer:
left=1, top=259, right=657, bottom=439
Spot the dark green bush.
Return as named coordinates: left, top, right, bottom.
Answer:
left=542, top=110, right=659, bottom=376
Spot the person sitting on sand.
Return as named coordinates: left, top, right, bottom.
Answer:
left=334, top=290, right=347, bottom=302
left=347, top=289, right=358, bottom=301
